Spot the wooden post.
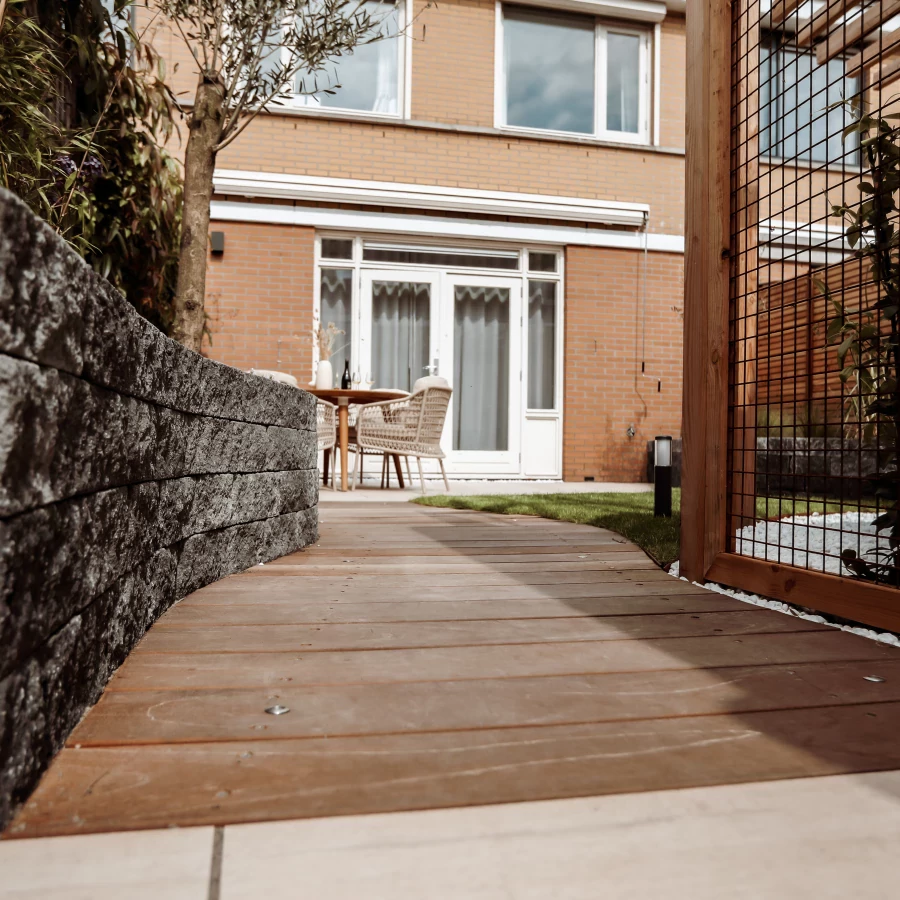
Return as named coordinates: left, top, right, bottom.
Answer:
left=680, top=0, right=732, bottom=581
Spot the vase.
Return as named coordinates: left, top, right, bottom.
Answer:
left=316, top=359, right=334, bottom=389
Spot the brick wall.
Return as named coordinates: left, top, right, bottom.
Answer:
left=215, top=118, right=686, bottom=235
left=144, top=3, right=688, bottom=237
left=659, top=17, right=686, bottom=149
left=411, top=0, right=496, bottom=127
left=563, top=246, right=684, bottom=482
left=203, top=222, right=316, bottom=381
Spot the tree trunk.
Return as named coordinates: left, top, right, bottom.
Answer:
left=171, top=77, right=224, bottom=351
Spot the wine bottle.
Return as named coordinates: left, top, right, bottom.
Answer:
left=341, top=359, right=351, bottom=389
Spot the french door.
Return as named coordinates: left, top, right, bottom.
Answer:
left=359, top=270, right=523, bottom=474
left=440, top=274, right=523, bottom=474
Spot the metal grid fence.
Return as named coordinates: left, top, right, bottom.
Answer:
left=729, top=0, right=900, bottom=587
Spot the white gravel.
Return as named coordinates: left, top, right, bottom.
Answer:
left=670, top=511, right=900, bottom=649
left=732, top=511, right=889, bottom=574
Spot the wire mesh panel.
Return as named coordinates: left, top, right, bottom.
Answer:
left=729, top=0, right=900, bottom=587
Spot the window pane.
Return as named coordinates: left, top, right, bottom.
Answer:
left=504, top=8, right=594, bottom=134
left=453, top=286, right=510, bottom=450
left=321, top=238, right=353, bottom=259
left=371, top=282, right=431, bottom=391
left=320, top=269, right=353, bottom=366
left=299, top=1, right=399, bottom=113
left=760, top=39, right=858, bottom=164
left=528, top=251, right=557, bottom=272
left=256, top=24, right=288, bottom=92
left=363, top=246, right=518, bottom=269
left=606, top=32, right=641, bottom=134
left=528, top=281, right=556, bottom=409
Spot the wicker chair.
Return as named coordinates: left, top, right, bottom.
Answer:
left=352, top=383, right=452, bottom=494
left=316, top=399, right=338, bottom=490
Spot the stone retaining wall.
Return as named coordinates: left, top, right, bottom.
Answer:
left=0, top=189, right=318, bottom=830
left=755, top=437, right=879, bottom=500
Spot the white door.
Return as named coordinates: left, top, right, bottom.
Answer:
left=360, top=270, right=441, bottom=391
left=440, top=274, right=523, bottom=474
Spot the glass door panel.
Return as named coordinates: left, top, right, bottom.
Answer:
left=453, top=285, right=510, bottom=451
left=360, top=271, right=440, bottom=392
left=442, top=275, right=522, bottom=473
left=371, top=281, right=431, bottom=392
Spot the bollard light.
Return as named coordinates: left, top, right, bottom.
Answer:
left=654, top=435, right=673, bottom=518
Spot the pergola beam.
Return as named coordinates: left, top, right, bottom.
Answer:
left=816, top=0, right=900, bottom=65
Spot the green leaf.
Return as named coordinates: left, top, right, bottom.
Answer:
left=837, top=335, right=856, bottom=362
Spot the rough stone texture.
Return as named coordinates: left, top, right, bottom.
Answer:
left=756, top=437, right=880, bottom=501
left=0, top=189, right=318, bottom=830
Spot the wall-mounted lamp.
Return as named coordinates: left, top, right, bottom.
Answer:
left=653, top=435, right=673, bottom=518
left=210, top=231, right=225, bottom=256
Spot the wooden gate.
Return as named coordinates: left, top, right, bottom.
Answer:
left=682, top=0, right=900, bottom=632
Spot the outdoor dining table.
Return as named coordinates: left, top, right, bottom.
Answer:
left=308, top=388, right=409, bottom=492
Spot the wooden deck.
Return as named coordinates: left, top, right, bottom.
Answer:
left=7, top=502, right=900, bottom=838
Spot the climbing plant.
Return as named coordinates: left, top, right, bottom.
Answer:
left=828, top=99, right=900, bottom=583
left=0, top=1, right=183, bottom=331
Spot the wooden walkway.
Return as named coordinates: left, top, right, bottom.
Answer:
left=8, top=502, right=900, bottom=838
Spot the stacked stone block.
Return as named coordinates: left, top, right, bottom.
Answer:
left=0, top=189, right=318, bottom=829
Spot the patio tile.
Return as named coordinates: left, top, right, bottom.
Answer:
left=0, top=826, right=214, bottom=899
left=218, top=771, right=900, bottom=899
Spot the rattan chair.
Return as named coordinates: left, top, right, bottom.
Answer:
left=316, top=399, right=338, bottom=490
left=352, top=383, right=452, bottom=494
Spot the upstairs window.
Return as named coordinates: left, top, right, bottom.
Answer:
left=295, top=0, right=402, bottom=116
left=499, top=5, right=650, bottom=142
left=760, top=36, right=859, bottom=165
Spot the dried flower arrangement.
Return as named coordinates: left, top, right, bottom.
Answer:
left=315, top=322, right=344, bottom=361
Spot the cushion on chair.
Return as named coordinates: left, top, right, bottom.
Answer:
left=411, top=375, right=450, bottom=393
left=249, top=369, right=299, bottom=388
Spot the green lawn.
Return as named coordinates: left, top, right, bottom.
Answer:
left=415, top=491, right=683, bottom=566
left=414, top=489, right=878, bottom=568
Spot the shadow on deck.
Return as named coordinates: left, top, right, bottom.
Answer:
left=6, top=501, right=900, bottom=837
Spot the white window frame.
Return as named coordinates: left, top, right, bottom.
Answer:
left=495, top=2, right=652, bottom=145
left=278, top=0, right=412, bottom=121
left=314, top=234, right=564, bottom=413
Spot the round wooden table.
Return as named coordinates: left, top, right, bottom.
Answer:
left=308, top=388, right=409, bottom=491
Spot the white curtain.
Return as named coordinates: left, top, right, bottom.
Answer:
left=320, top=268, right=353, bottom=364
left=453, top=286, right=510, bottom=451
left=372, top=21, right=399, bottom=114
left=371, top=282, right=430, bottom=390
left=527, top=281, right=556, bottom=409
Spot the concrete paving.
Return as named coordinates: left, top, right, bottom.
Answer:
left=4, top=772, right=900, bottom=898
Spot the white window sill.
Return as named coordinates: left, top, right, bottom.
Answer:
left=496, top=122, right=650, bottom=147
left=269, top=100, right=403, bottom=122
left=761, top=155, right=862, bottom=174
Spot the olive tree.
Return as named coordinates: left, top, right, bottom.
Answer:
left=159, top=0, right=382, bottom=351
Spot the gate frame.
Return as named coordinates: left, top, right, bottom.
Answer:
left=680, top=0, right=900, bottom=633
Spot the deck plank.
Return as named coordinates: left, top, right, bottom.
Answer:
left=69, top=659, right=900, bottom=747
left=7, top=502, right=900, bottom=839
left=162, top=594, right=753, bottom=625
left=106, top=632, right=898, bottom=692
left=141, top=610, right=826, bottom=653
left=11, top=704, right=900, bottom=837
